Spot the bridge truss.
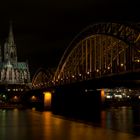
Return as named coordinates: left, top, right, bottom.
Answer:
left=53, top=23, right=140, bottom=85
left=32, top=68, right=53, bottom=89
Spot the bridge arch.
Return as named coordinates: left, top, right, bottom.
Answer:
left=32, top=68, right=53, bottom=89
left=53, top=22, right=140, bottom=84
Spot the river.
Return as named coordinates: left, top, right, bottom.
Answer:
left=0, top=107, right=140, bottom=140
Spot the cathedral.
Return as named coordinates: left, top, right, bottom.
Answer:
left=0, top=23, right=30, bottom=85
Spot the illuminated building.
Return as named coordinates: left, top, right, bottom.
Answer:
left=0, top=23, right=30, bottom=85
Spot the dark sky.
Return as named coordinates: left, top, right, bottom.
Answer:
left=0, top=0, right=139, bottom=77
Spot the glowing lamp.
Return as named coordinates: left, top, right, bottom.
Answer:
left=43, top=92, right=52, bottom=109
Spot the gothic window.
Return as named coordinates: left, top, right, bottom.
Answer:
left=21, top=71, right=24, bottom=79
left=6, top=52, right=9, bottom=59
left=1, top=69, right=6, bottom=81
left=11, top=52, right=14, bottom=58
left=9, top=69, right=12, bottom=80
left=24, top=70, right=28, bottom=83
left=24, top=70, right=27, bottom=79
left=15, top=69, right=19, bottom=81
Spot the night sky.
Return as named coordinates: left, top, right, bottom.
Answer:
left=0, top=0, right=139, bottom=78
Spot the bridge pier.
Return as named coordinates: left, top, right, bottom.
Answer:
left=51, top=83, right=102, bottom=121
left=43, top=91, right=52, bottom=110
left=22, top=89, right=44, bottom=110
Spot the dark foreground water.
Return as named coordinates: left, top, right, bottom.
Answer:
left=0, top=107, right=140, bottom=140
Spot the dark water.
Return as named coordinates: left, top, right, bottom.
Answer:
left=100, top=107, right=140, bottom=135
left=0, top=107, right=140, bottom=140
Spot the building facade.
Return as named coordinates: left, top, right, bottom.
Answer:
left=0, top=23, right=30, bottom=85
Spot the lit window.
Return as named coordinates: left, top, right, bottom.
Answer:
left=87, top=72, right=90, bottom=75
left=7, top=89, right=11, bottom=91
left=2, top=95, right=6, bottom=98
left=14, top=96, right=18, bottom=100
left=106, top=95, right=112, bottom=99
left=31, top=95, right=36, bottom=100
left=96, top=69, right=99, bottom=72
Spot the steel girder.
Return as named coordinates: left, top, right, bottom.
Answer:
left=53, top=23, right=140, bottom=85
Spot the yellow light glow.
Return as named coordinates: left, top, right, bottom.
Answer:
left=101, top=89, right=105, bottom=102
left=43, top=92, right=52, bottom=109
left=14, top=96, right=18, bottom=100
left=31, top=95, right=36, bottom=100
left=13, top=108, right=18, bottom=112
left=87, top=72, right=90, bottom=74
left=32, top=107, right=36, bottom=111
left=134, top=59, right=140, bottom=62
left=7, top=89, right=11, bottom=91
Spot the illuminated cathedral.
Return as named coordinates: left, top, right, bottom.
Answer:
left=0, top=23, right=30, bottom=85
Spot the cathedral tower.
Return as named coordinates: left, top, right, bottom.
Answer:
left=0, top=22, right=30, bottom=85
left=4, top=22, right=17, bottom=64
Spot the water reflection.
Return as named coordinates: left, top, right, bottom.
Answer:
left=42, top=111, right=136, bottom=140
left=0, top=110, right=6, bottom=139
left=101, top=107, right=140, bottom=135
left=0, top=109, right=139, bottom=140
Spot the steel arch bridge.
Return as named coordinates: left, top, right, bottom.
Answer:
left=32, top=68, right=53, bottom=89
left=53, top=22, right=140, bottom=85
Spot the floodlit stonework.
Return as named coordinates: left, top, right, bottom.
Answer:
left=0, top=23, right=30, bottom=84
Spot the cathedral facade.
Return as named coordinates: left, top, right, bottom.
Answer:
left=0, top=24, right=30, bottom=85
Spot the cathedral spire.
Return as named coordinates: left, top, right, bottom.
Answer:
left=4, top=21, right=17, bottom=64
left=8, top=21, right=15, bottom=45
